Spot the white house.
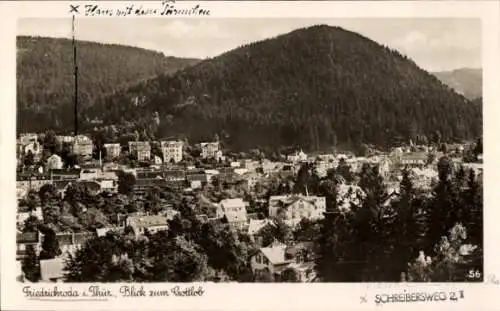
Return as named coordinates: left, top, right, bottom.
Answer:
left=126, top=215, right=169, bottom=237
left=161, top=141, right=183, bottom=163
left=19, top=133, right=38, bottom=145
left=217, top=198, right=248, bottom=231
left=399, top=152, right=428, bottom=167
left=153, top=155, right=163, bottom=165
left=46, top=154, right=63, bottom=170
left=129, top=141, right=151, bottom=162
left=200, top=142, right=220, bottom=159
left=250, top=241, right=316, bottom=282
left=23, top=141, right=43, bottom=159
left=73, top=135, right=93, bottom=157
left=251, top=241, right=291, bottom=277
left=268, top=195, right=326, bottom=227
left=104, top=143, right=121, bottom=160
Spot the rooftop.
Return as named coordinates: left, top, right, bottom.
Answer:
left=220, top=198, right=246, bottom=207
left=269, top=194, right=325, bottom=206
left=248, top=219, right=274, bottom=235
left=260, top=242, right=291, bottom=265
left=128, top=215, right=169, bottom=228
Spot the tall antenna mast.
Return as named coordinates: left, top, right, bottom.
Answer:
left=72, top=14, right=78, bottom=136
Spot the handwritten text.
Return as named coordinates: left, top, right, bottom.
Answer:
left=78, top=1, right=210, bottom=17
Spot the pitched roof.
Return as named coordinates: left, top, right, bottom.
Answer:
left=220, top=198, right=245, bottom=207
left=225, top=209, right=247, bottom=223
left=248, top=219, right=274, bottom=235
left=128, top=215, right=169, bottom=228
left=269, top=195, right=324, bottom=207
left=260, top=243, right=291, bottom=265
left=160, top=141, right=183, bottom=147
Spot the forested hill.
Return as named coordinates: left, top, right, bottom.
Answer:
left=87, top=25, right=482, bottom=152
left=433, top=68, right=482, bottom=101
left=17, top=36, right=199, bottom=133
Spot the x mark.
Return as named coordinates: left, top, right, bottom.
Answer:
left=69, top=4, right=80, bottom=14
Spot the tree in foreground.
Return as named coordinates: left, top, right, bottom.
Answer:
left=22, top=245, right=40, bottom=282
left=117, top=171, right=136, bottom=195
left=281, top=267, right=300, bottom=282
left=39, top=227, right=61, bottom=260
left=404, top=223, right=481, bottom=282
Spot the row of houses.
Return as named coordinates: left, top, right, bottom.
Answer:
left=18, top=132, right=223, bottom=164
left=132, top=166, right=238, bottom=195
left=16, top=168, right=118, bottom=199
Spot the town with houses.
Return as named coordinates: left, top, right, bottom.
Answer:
left=15, top=131, right=483, bottom=282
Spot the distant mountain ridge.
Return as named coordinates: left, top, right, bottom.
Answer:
left=86, top=24, right=482, bottom=152
left=17, top=36, right=200, bottom=133
left=433, top=68, right=482, bottom=101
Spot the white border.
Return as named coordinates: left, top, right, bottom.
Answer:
left=1, top=1, right=500, bottom=310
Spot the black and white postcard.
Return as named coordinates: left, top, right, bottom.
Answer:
left=1, top=1, right=499, bottom=310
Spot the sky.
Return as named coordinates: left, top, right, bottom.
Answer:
left=17, top=18, right=481, bottom=72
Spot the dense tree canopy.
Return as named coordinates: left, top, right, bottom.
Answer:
left=313, top=159, right=483, bottom=282
left=88, top=25, right=481, bottom=152
left=17, top=36, right=199, bottom=133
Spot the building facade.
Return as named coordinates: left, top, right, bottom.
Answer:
left=126, top=215, right=169, bottom=237
left=217, top=198, right=248, bottom=231
left=200, top=142, right=220, bottom=159
left=161, top=141, right=183, bottom=163
left=268, top=195, right=326, bottom=227
left=46, top=154, right=63, bottom=171
left=72, top=135, right=93, bottom=157
left=129, top=141, right=151, bottom=162
left=104, top=143, right=121, bottom=160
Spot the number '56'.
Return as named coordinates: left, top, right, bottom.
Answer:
left=468, top=270, right=481, bottom=279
